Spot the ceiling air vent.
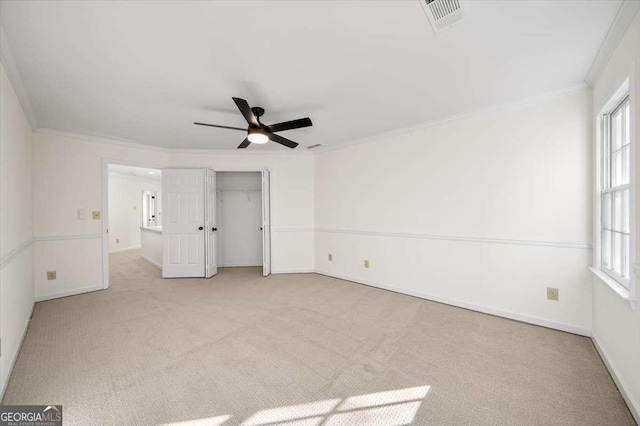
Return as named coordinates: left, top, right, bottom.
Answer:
left=307, top=144, right=323, bottom=149
left=419, top=0, right=464, bottom=34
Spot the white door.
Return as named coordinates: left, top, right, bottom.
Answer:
left=205, top=169, right=218, bottom=278
left=162, top=169, right=206, bottom=278
left=262, top=169, right=271, bottom=276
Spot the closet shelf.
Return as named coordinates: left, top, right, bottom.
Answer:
left=217, top=188, right=261, bottom=202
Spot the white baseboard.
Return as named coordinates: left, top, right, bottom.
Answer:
left=592, top=333, right=640, bottom=423
left=1, top=302, right=34, bottom=401
left=141, top=255, right=162, bottom=269
left=315, top=270, right=591, bottom=337
left=272, top=269, right=315, bottom=274
left=109, top=245, right=141, bottom=254
left=219, top=261, right=262, bottom=267
left=35, top=284, right=104, bottom=302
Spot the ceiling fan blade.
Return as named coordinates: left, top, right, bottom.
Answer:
left=194, top=122, right=246, bottom=131
left=232, top=97, right=259, bottom=127
left=237, top=138, right=251, bottom=149
left=268, top=117, right=313, bottom=133
left=269, top=133, right=299, bottom=149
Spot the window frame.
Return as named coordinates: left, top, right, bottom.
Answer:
left=600, top=95, right=631, bottom=287
left=142, top=190, right=158, bottom=227
left=592, top=71, right=637, bottom=307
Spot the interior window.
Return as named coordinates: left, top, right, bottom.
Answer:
left=142, top=190, right=157, bottom=227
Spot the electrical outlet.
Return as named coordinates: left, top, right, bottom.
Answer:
left=78, top=208, right=86, bottom=220
left=364, top=259, right=370, bottom=269
left=116, top=238, right=119, bottom=244
left=47, top=270, right=57, bottom=280
left=328, top=253, right=333, bottom=261
left=133, top=205, right=137, bottom=211
left=92, top=211, right=101, bottom=219
left=547, top=287, right=559, bottom=301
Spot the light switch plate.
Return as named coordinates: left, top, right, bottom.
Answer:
left=47, top=270, right=57, bottom=280
left=92, top=211, right=101, bottom=219
left=547, top=287, right=559, bottom=301
left=364, top=260, right=370, bottom=268
left=78, top=208, right=86, bottom=220
left=328, top=254, right=333, bottom=261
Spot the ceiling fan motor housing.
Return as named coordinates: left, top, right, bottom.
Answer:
left=251, top=106, right=265, bottom=118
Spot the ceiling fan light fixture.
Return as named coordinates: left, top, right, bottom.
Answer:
left=247, top=129, right=269, bottom=144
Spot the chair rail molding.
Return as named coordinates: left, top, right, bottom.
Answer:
left=315, top=228, right=592, bottom=250
left=272, top=227, right=315, bottom=233
left=0, top=238, right=33, bottom=270
left=33, top=233, right=103, bottom=242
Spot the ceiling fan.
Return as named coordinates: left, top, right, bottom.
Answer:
left=194, top=97, right=312, bottom=149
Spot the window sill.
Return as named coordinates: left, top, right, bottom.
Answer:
left=589, top=267, right=636, bottom=308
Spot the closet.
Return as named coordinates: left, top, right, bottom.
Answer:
left=216, top=172, right=263, bottom=268
left=161, top=169, right=271, bottom=279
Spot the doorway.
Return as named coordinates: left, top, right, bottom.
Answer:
left=216, top=172, right=263, bottom=268
left=105, top=163, right=163, bottom=287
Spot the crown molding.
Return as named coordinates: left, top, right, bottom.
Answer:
left=0, top=25, right=38, bottom=129
left=585, top=0, right=640, bottom=87
left=36, top=128, right=313, bottom=156
left=169, top=147, right=314, bottom=156
left=36, top=128, right=171, bottom=153
left=36, top=83, right=588, bottom=158
left=315, top=83, right=589, bottom=154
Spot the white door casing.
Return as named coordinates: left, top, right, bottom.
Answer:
left=262, top=169, right=271, bottom=276
left=162, top=169, right=206, bottom=278
left=205, top=169, right=218, bottom=278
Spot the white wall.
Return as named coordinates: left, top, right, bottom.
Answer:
left=31, top=135, right=314, bottom=301
left=140, top=228, right=162, bottom=268
left=169, top=151, right=315, bottom=273
left=315, top=89, right=593, bottom=335
left=108, top=172, right=161, bottom=252
left=591, top=10, right=640, bottom=421
left=0, top=61, right=34, bottom=397
left=32, top=131, right=169, bottom=300
left=217, top=172, right=262, bottom=267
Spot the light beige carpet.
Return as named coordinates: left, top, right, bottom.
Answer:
left=1, top=250, right=635, bottom=425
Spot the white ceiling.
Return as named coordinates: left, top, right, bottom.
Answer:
left=0, top=1, right=622, bottom=150
left=109, top=164, right=161, bottom=181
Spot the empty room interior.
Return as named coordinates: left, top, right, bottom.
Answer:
left=1, top=0, right=640, bottom=425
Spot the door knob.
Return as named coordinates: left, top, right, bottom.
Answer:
left=198, top=226, right=204, bottom=230
left=212, top=227, right=217, bottom=231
